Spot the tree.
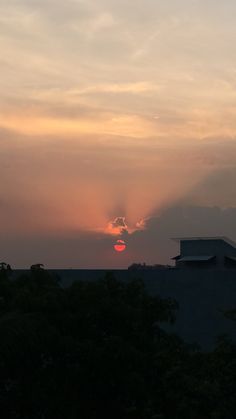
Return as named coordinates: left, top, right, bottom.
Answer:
left=0, top=271, right=236, bottom=418
left=30, top=263, right=45, bottom=271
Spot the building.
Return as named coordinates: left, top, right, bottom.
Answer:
left=172, top=237, right=236, bottom=268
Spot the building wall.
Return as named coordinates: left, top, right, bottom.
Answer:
left=180, top=239, right=236, bottom=268
left=176, top=258, right=216, bottom=269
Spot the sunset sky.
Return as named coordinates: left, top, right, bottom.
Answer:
left=1, top=0, right=236, bottom=267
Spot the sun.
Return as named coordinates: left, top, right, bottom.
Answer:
left=114, top=239, right=126, bottom=252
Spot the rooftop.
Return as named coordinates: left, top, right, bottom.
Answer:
left=171, top=236, right=236, bottom=248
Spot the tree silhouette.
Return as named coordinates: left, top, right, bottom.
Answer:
left=0, top=271, right=236, bottom=418
left=30, top=263, right=45, bottom=271
left=0, top=262, right=8, bottom=270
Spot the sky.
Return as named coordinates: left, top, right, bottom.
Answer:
left=1, top=0, right=236, bottom=268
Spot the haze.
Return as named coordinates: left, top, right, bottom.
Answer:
left=1, top=0, right=236, bottom=267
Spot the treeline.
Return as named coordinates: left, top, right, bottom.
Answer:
left=128, top=263, right=171, bottom=270
left=0, top=268, right=236, bottom=418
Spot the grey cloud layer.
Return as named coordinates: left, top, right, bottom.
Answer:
left=1, top=127, right=236, bottom=238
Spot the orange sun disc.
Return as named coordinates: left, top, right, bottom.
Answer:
left=114, top=239, right=126, bottom=252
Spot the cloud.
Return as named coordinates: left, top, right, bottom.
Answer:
left=2, top=0, right=236, bottom=146
left=110, top=217, right=127, bottom=229
left=184, top=166, right=236, bottom=207
left=1, top=127, right=236, bottom=242
left=1, top=0, right=236, bottom=268
left=128, top=205, right=236, bottom=266
left=106, top=217, right=128, bottom=235
left=72, top=82, right=159, bottom=95
left=2, top=205, right=236, bottom=269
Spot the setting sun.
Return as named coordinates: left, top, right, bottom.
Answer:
left=114, top=240, right=126, bottom=252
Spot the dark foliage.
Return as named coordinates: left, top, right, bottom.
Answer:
left=0, top=269, right=235, bottom=418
